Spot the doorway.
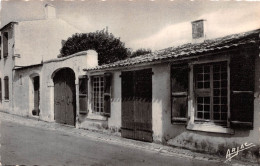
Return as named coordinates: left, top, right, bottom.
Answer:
left=53, top=68, right=76, bottom=126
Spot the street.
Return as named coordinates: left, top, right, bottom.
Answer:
left=0, top=119, right=224, bottom=166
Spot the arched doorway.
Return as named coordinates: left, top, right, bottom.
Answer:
left=53, top=68, right=76, bottom=126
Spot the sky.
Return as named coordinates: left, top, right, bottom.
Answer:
left=0, top=0, right=260, bottom=51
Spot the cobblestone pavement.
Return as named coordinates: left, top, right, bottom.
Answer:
left=0, top=111, right=256, bottom=166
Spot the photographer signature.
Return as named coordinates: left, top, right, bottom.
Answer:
left=225, top=142, right=256, bottom=163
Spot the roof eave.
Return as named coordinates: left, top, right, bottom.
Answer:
left=0, top=22, right=18, bottom=31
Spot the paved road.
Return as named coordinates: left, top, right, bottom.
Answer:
left=0, top=120, right=225, bottom=166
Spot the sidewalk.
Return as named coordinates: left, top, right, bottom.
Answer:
left=0, top=111, right=255, bottom=166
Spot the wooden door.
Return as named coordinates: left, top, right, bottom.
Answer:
left=121, top=69, right=153, bottom=142
left=54, top=69, right=76, bottom=126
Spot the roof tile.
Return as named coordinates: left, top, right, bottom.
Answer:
left=85, top=29, right=260, bottom=71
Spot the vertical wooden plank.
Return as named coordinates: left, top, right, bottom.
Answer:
left=121, top=71, right=135, bottom=139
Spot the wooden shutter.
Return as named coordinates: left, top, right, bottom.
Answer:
left=230, top=51, right=255, bottom=128
left=171, top=64, right=189, bottom=123
left=79, top=75, right=88, bottom=114
left=103, top=72, right=112, bottom=117
left=4, top=76, right=9, bottom=100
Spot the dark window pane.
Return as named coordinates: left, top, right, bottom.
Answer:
left=204, top=113, right=210, bottom=119
left=204, top=82, right=210, bottom=88
left=204, top=97, right=210, bottom=104
left=204, top=66, right=210, bottom=73
left=214, top=97, right=220, bottom=104
left=214, top=89, right=220, bottom=96
left=221, top=73, right=227, bottom=79
left=204, top=105, right=210, bottom=112
left=197, top=112, right=203, bottom=118
left=221, top=105, right=228, bottom=113
left=213, top=73, right=220, bottom=80
left=214, top=105, right=220, bottom=112
left=197, top=74, right=203, bottom=81
left=221, top=113, right=227, bottom=120
left=198, top=104, right=203, bottom=111
left=197, top=67, right=203, bottom=73
left=204, top=74, right=210, bottom=81
left=197, top=82, right=203, bottom=89
left=214, top=81, right=220, bottom=88
left=221, top=89, right=227, bottom=96
left=213, top=65, right=221, bottom=72
left=214, top=113, right=220, bottom=120
left=197, top=97, right=203, bottom=103
left=221, top=97, right=227, bottom=104
left=221, top=80, right=227, bottom=88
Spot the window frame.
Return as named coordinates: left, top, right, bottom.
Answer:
left=186, top=58, right=233, bottom=134
left=91, top=75, right=104, bottom=114
left=193, top=61, right=228, bottom=124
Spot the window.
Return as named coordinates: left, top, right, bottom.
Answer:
left=91, top=73, right=112, bottom=116
left=92, top=76, right=104, bottom=113
left=194, top=62, right=228, bottom=124
left=3, top=32, right=8, bottom=58
left=0, top=78, right=2, bottom=102
left=4, top=76, right=9, bottom=100
left=79, top=76, right=88, bottom=114
left=19, top=75, right=22, bottom=85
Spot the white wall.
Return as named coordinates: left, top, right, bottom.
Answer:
left=15, top=19, right=80, bottom=67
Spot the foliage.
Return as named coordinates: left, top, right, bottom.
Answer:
left=130, top=48, right=152, bottom=58
left=60, top=29, right=129, bottom=65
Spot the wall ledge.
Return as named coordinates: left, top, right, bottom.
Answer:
left=187, top=123, right=234, bottom=134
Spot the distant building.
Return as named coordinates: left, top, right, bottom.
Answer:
left=0, top=4, right=97, bottom=125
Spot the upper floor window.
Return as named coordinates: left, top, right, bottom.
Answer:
left=3, top=32, right=8, bottom=58
left=4, top=76, right=9, bottom=100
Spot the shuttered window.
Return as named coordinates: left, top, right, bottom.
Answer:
left=230, top=53, right=255, bottom=128
left=79, top=76, right=88, bottom=114
left=171, top=64, right=189, bottom=123
left=4, top=76, right=9, bottom=100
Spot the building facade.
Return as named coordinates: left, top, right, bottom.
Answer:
left=0, top=12, right=259, bottom=161
left=80, top=21, right=260, bottom=161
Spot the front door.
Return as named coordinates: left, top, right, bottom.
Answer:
left=121, top=69, right=153, bottom=142
left=54, top=68, right=76, bottom=126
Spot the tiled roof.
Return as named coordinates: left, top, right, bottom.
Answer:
left=85, top=29, right=260, bottom=71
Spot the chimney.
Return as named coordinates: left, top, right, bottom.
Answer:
left=191, top=19, right=207, bottom=43
left=45, top=4, right=56, bottom=19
